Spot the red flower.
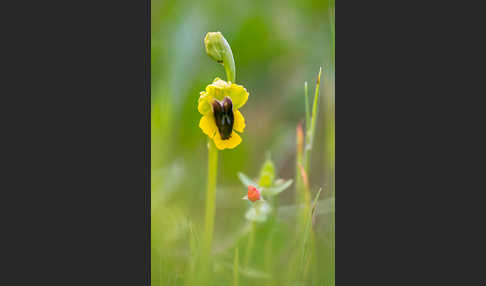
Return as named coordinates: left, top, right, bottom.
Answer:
left=247, top=185, right=261, bottom=202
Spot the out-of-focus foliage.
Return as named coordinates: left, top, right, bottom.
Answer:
left=151, top=0, right=334, bottom=285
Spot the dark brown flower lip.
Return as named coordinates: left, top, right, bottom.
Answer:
left=212, top=96, right=234, bottom=140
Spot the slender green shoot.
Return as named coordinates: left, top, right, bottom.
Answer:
left=300, top=188, right=322, bottom=281
left=220, top=34, right=236, bottom=83
left=296, top=123, right=305, bottom=204
left=304, top=81, right=310, bottom=131
left=202, top=139, right=218, bottom=260
left=304, top=67, right=322, bottom=173
left=244, top=222, right=255, bottom=267
left=233, top=245, right=239, bottom=286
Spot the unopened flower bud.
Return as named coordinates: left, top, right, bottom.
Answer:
left=204, top=32, right=225, bottom=63
left=258, top=154, right=275, bottom=188
left=203, top=31, right=236, bottom=82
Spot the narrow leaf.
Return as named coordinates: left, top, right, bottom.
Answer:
left=264, top=179, right=293, bottom=196
left=237, top=172, right=259, bottom=188
left=306, top=67, right=322, bottom=151
left=304, top=81, right=310, bottom=131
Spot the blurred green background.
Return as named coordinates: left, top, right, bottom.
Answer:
left=151, top=0, right=334, bottom=285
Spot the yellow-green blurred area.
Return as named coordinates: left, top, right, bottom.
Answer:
left=152, top=0, right=334, bottom=285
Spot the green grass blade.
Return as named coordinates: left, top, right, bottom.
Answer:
left=301, top=188, right=323, bottom=270
left=306, top=67, right=322, bottom=152
left=304, top=81, right=310, bottom=131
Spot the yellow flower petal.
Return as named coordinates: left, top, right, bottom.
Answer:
left=198, top=92, right=213, bottom=115
left=199, top=115, right=217, bottom=138
left=228, top=83, right=249, bottom=108
left=212, top=77, right=229, bottom=87
left=233, top=109, right=245, bottom=133
left=204, top=78, right=230, bottom=101
left=199, top=78, right=249, bottom=115
left=205, top=85, right=225, bottom=101
left=213, top=131, right=242, bottom=150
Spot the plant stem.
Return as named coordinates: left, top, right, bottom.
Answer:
left=221, top=37, right=236, bottom=83
left=203, top=139, right=218, bottom=259
left=304, top=81, right=310, bottom=133
left=233, top=245, right=239, bottom=286
left=244, top=222, right=255, bottom=267
left=304, top=67, right=322, bottom=174
left=296, top=123, right=305, bottom=204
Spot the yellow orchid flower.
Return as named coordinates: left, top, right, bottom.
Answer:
left=198, top=77, right=249, bottom=150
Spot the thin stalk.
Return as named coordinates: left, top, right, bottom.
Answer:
left=304, top=67, right=322, bottom=174
left=296, top=123, right=305, bottom=204
left=302, top=81, right=310, bottom=187
left=221, top=37, right=236, bottom=83
left=233, top=246, right=239, bottom=286
left=223, top=58, right=236, bottom=83
left=304, top=81, right=310, bottom=132
left=329, top=5, right=335, bottom=284
left=202, top=139, right=218, bottom=258
left=244, top=222, right=255, bottom=267
left=264, top=217, right=277, bottom=286
left=301, top=68, right=322, bottom=224
left=300, top=188, right=322, bottom=281
left=294, top=123, right=307, bottom=285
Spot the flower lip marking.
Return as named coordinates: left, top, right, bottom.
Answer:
left=212, top=96, right=234, bottom=140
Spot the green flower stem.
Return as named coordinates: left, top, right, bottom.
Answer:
left=203, top=139, right=218, bottom=258
left=244, top=222, right=255, bottom=267
left=221, top=37, right=236, bottom=83
left=224, top=58, right=236, bottom=83
left=233, top=245, right=239, bottom=286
